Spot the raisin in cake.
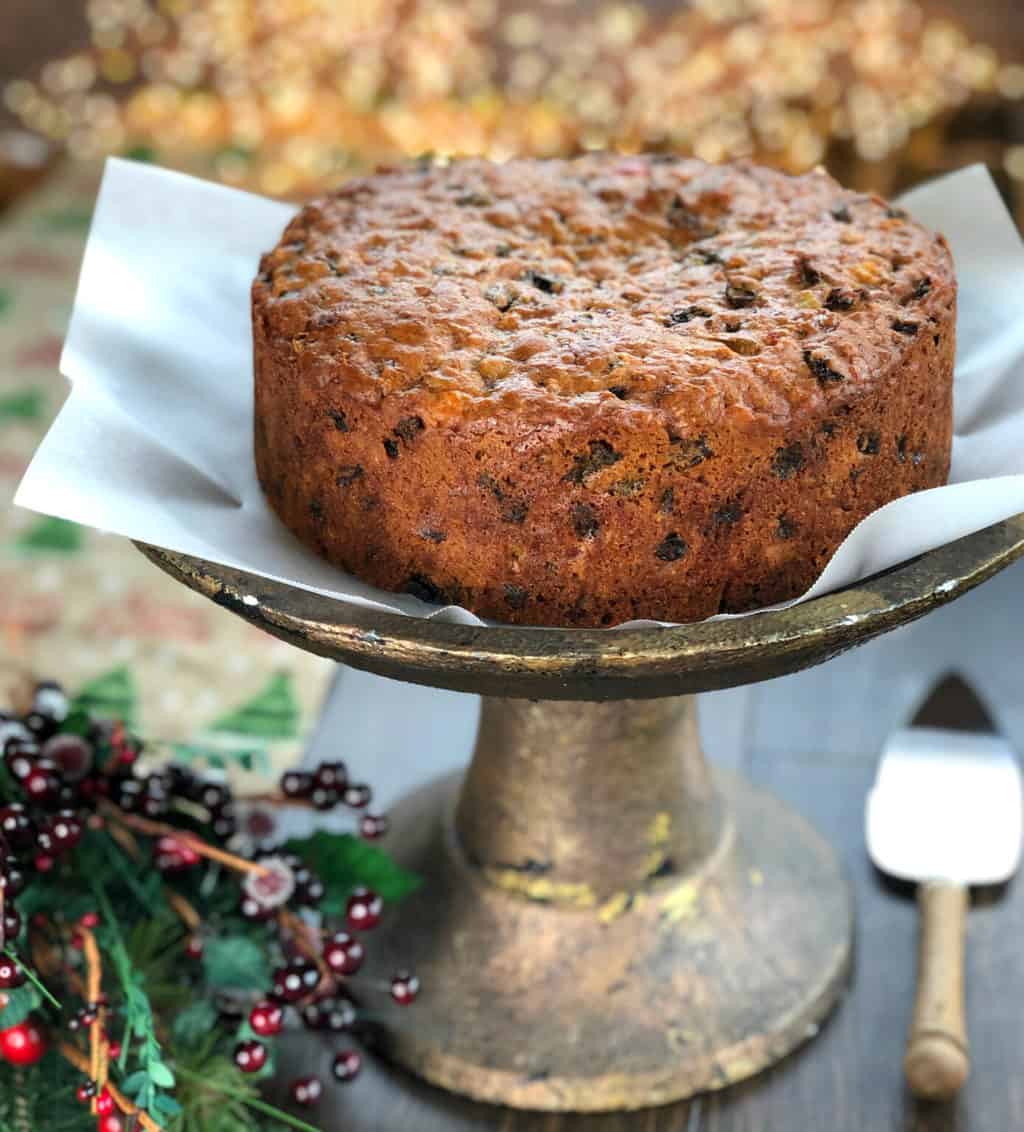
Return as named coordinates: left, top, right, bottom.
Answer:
left=253, top=155, right=955, bottom=627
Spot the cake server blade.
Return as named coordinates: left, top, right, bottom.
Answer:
left=866, top=673, right=1022, bottom=1099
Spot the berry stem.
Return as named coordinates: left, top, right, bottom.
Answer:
left=277, top=909, right=323, bottom=965
left=105, top=821, right=144, bottom=861
left=78, top=926, right=107, bottom=1104
left=175, top=1066, right=322, bottom=1132
left=164, top=889, right=201, bottom=933
left=59, top=1042, right=164, bottom=1132
left=102, top=805, right=270, bottom=877
left=2, top=948, right=61, bottom=1010
left=85, top=878, right=136, bottom=1075
left=277, top=908, right=333, bottom=997
left=244, top=790, right=315, bottom=810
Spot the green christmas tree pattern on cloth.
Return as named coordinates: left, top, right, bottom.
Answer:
left=15, top=515, right=84, bottom=554
left=69, top=665, right=137, bottom=728
left=209, top=672, right=300, bottom=741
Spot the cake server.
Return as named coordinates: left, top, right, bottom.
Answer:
left=866, top=674, right=1022, bottom=1099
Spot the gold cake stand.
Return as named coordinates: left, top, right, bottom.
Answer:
left=139, top=517, right=1024, bottom=1113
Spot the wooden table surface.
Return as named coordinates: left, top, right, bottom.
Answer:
left=273, top=556, right=1024, bottom=1131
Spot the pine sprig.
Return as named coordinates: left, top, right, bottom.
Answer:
left=2, top=950, right=59, bottom=1011
left=91, top=875, right=177, bottom=1115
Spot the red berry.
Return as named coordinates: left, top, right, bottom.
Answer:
left=322, top=931, right=364, bottom=975
left=249, top=1001, right=283, bottom=1037
left=0, top=804, right=34, bottom=848
left=280, top=771, right=313, bottom=799
left=343, top=783, right=372, bottom=810
left=2, top=865, right=25, bottom=899
left=107, top=1040, right=121, bottom=1059
left=345, top=887, right=382, bottom=931
left=239, top=894, right=274, bottom=922
left=42, top=813, right=83, bottom=853
left=154, top=835, right=201, bottom=873
left=310, top=785, right=339, bottom=812
left=23, top=766, right=60, bottom=806
left=391, top=970, right=420, bottom=1005
left=302, top=995, right=355, bottom=1033
left=313, top=761, right=347, bottom=791
left=41, top=734, right=93, bottom=780
left=76, top=1080, right=96, bottom=1103
left=3, top=745, right=37, bottom=783
left=79, top=912, right=100, bottom=930
left=184, top=935, right=204, bottom=960
left=95, top=1089, right=115, bottom=1116
left=34, top=853, right=55, bottom=873
left=290, top=1075, right=323, bottom=1107
left=98, top=1116, right=124, bottom=1132
left=0, top=1017, right=47, bottom=1065
left=332, top=1048, right=362, bottom=1082
left=270, top=958, right=320, bottom=1003
left=360, top=812, right=389, bottom=840
left=3, top=907, right=22, bottom=942
left=234, top=1039, right=268, bottom=1073
left=0, top=958, right=24, bottom=989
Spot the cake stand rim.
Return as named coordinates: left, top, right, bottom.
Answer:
left=135, top=514, right=1024, bottom=696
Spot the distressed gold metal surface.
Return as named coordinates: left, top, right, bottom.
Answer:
left=365, top=760, right=851, bottom=1110
left=356, top=697, right=848, bottom=1110
left=137, top=516, right=1024, bottom=700
left=133, top=520, right=1024, bottom=1110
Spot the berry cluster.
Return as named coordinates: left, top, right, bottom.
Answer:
left=281, top=763, right=388, bottom=839
left=0, top=680, right=419, bottom=1126
left=223, top=883, right=418, bottom=1094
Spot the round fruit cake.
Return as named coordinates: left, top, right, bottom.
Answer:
left=253, top=154, right=955, bottom=627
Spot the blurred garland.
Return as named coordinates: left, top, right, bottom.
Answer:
left=0, top=679, right=419, bottom=1132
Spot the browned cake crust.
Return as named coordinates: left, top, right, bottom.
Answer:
left=253, top=154, right=955, bottom=627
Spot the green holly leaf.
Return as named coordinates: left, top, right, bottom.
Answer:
left=0, top=984, right=41, bottom=1029
left=202, top=936, right=270, bottom=990
left=209, top=672, right=299, bottom=740
left=283, top=830, right=421, bottom=915
left=69, top=666, right=136, bottom=727
left=172, top=999, right=219, bottom=1050
left=0, top=389, right=42, bottom=423
left=14, top=515, right=83, bottom=554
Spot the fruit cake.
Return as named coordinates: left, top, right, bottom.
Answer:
left=252, top=154, right=955, bottom=627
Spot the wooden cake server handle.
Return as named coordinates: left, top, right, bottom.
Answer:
left=904, top=881, right=970, bottom=1099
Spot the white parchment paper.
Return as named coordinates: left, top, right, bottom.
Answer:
left=14, top=159, right=1024, bottom=628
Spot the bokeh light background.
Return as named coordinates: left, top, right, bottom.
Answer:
left=0, top=0, right=1022, bottom=218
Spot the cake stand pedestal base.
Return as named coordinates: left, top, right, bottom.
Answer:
left=364, top=697, right=853, bottom=1112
